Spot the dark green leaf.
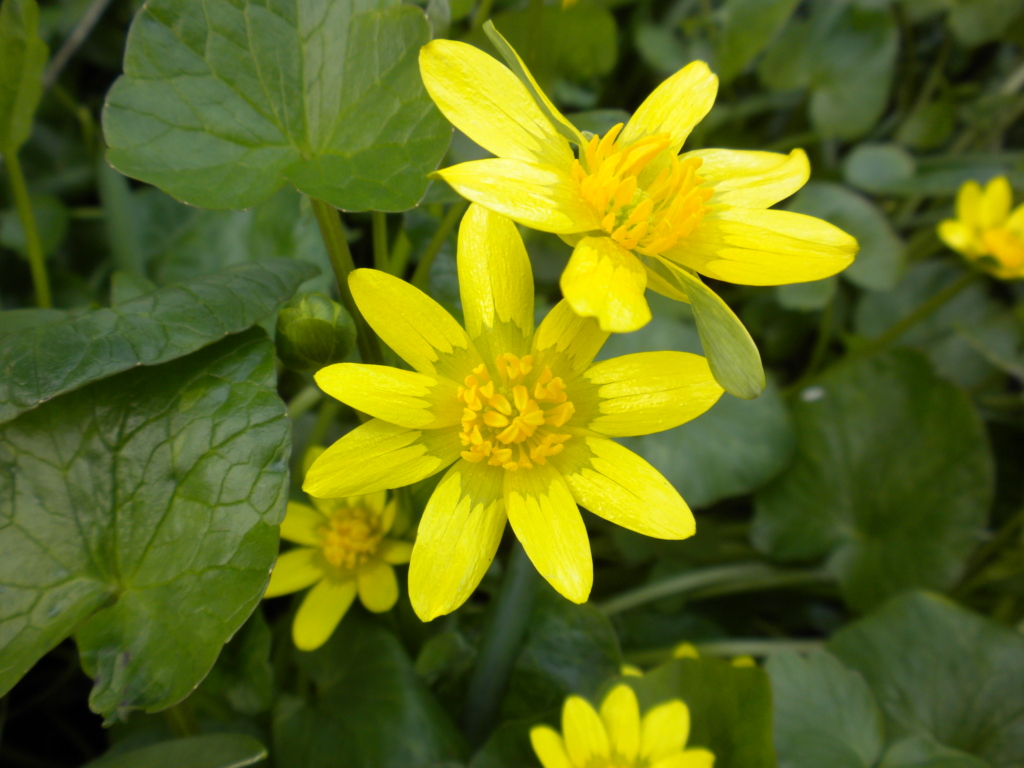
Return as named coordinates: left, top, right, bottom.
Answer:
left=0, top=330, right=290, bottom=719
left=776, top=276, right=838, bottom=311
left=715, top=0, right=800, bottom=83
left=879, top=733, right=992, bottom=768
left=766, top=651, right=884, bottom=768
left=0, top=258, right=316, bottom=423
left=83, top=734, right=267, bottom=768
left=274, top=611, right=466, bottom=768
left=844, top=145, right=1024, bottom=197
left=104, top=0, right=450, bottom=211
left=830, top=591, right=1024, bottom=767
left=947, top=0, right=1023, bottom=46
left=192, top=609, right=274, bottom=717
left=752, top=350, right=993, bottom=612
left=0, top=0, right=47, bottom=153
left=624, top=657, right=776, bottom=768
left=470, top=718, right=542, bottom=768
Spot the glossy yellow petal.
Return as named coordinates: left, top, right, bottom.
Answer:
left=315, top=363, right=462, bottom=429
left=563, top=695, right=611, bottom=766
left=265, top=548, right=325, bottom=597
left=600, top=685, right=641, bottom=765
left=350, top=268, right=481, bottom=379
left=620, top=61, right=717, bottom=175
left=980, top=175, right=1012, bottom=229
left=532, top=300, right=610, bottom=380
left=530, top=726, right=574, bottom=768
left=682, top=148, right=809, bottom=209
left=379, top=538, right=413, bottom=564
left=1006, top=202, right=1024, bottom=234
left=573, top=351, right=723, bottom=436
left=651, top=750, right=716, bottom=768
left=292, top=575, right=357, bottom=651
left=436, top=159, right=601, bottom=234
left=505, top=462, right=591, bottom=604
left=419, top=40, right=572, bottom=169
left=409, top=459, right=506, bottom=621
left=640, top=700, right=691, bottom=763
left=938, top=219, right=979, bottom=257
left=666, top=208, right=857, bottom=285
left=561, top=237, right=652, bottom=333
left=303, top=419, right=462, bottom=498
left=357, top=559, right=399, bottom=613
left=552, top=434, right=695, bottom=540
left=956, top=180, right=983, bottom=228
left=279, top=501, right=326, bottom=546
left=457, top=203, right=535, bottom=359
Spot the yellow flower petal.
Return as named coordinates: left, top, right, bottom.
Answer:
left=379, top=538, right=413, bottom=564
left=436, top=159, right=602, bottom=234
left=552, top=434, right=695, bottom=540
left=938, top=219, right=978, bottom=256
left=640, top=700, right=691, bottom=763
left=1006, top=201, right=1024, bottom=234
left=619, top=61, right=717, bottom=179
left=315, top=363, right=462, bottom=429
left=265, top=548, right=324, bottom=597
left=349, top=268, right=481, bottom=379
left=505, top=462, right=591, bottom=604
left=303, top=419, right=462, bottom=498
left=666, top=208, right=858, bottom=285
left=364, top=491, right=389, bottom=516
left=419, top=40, right=574, bottom=170
left=563, top=695, right=611, bottom=766
left=292, top=575, right=357, bottom=651
left=561, top=237, right=652, bottom=333
left=650, top=749, right=716, bottom=768
left=409, top=459, right=506, bottom=621
left=458, top=204, right=535, bottom=360
left=357, top=559, right=399, bottom=613
left=956, top=180, right=982, bottom=228
left=600, top=685, right=641, bottom=765
left=532, top=300, right=610, bottom=380
left=530, top=726, right=574, bottom=768
left=682, top=148, right=809, bottom=209
left=573, top=351, right=723, bottom=436
left=980, top=175, right=1012, bottom=229
left=279, top=501, right=326, bottom=546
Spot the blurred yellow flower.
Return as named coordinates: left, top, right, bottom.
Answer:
left=530, top=684, right=714, bottom=768
left=938, top=176, right=1024, bottom=279
left=303, top=205, right=723, bottom=620
left=264, top=492, right=412, bottom=651
left=419, top=32, right=857, bottom=335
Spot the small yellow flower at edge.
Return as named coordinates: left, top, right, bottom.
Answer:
left=530, top=684, right=714, bottom=768
left=938, top=176, right=1024, bottom=280
left=264, top=493, right=412, bottom=651
left=418, top=31, right=858, bottom=335
left=303, top=204, right=724, bottom=621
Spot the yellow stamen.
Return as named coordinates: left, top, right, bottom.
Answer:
left=319, top=506, right=384, bottom=570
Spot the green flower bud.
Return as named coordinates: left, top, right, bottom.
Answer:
left=276, top=293, right=356, bottom=371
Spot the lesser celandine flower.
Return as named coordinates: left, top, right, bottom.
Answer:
left=264, top=488, right=412, bottom=651
left=418, top=30, right=857, bottom=336
left=531, top=684, right=714, bottom=768
left=938, top=176, right=1024, bottom=279
left=303, top=205, right=724, bottom=620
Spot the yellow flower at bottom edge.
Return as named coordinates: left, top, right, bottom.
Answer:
left=419, top=31, right=858, bottom=336
left=264, top=493, right=412, bottom=651
left=303, top=204, right=724, bottom=621
left=938, top=176, right=1024, bottom=280
left=531, top=684, right=714, bottom=768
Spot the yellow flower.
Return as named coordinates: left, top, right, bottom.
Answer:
left=304, top=205, right=724, bottom=621
left=418, top=32, right=857, bottom=336
left=264, top=492, right=412, bottom=651
left=530, top=684, right=714, bottom=768
left=938, top=176, right=1024, bottom=280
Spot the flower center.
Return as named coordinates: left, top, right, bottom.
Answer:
left=571, top=123, right=713, bottom=257
left=458, top=353, right=574, bottom=471
left=982, top=227, right=1024, bottom=271
left=319, top=506, right=383, bottom=570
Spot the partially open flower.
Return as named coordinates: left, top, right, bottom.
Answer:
left=938, top=176, right=1024, bottom=280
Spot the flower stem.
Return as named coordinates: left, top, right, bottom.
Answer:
left=309, top=197, right=384, bottom=365
left=3, top=148, right=51, bottom=308
left=460, top=541, right=538, bottom=747
left=371, top=211, right=390, bottom=271
left=411, top=201, right=468, bottom=292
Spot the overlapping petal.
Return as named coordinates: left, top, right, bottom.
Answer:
left=561, top=237, right=652, bottom=333
left=640, top=701, right=691, bottom=764
left=651, top=750, right=716, bottom=768
left=980, top=175, right=1012, bottom=229
left=683, top=148, right=809, bottom=209
left=530, top=727, right=574, bottom=768
left=265, top=548, right=324, bottom=597
left=532, top=300, right=610, bottom=380
left=279, top=501, right=326, bottom=546
left=562, top=696, right=610, bottom=766
left=357, top=559, right=399, bottom=613
left=600, top=685, right=641, bottom=764
left=293, top=576, right=357, bottom=651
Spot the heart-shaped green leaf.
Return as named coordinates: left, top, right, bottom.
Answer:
left=0, top=0, right=47, bottom=154
left=103, top=0, right=450, bottom=212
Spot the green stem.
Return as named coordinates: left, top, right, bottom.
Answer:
left=599, top=562, right=830, bottom=616
left=3, top=148, right=51, bottom=308
left=287, top=384, right=323, bottom=421
left=309, top=197, right=384, bottom=365
left=389, top=230, right=413, bottom=277
left=784, top=298, right=836, bottom=396
left=470, top=0, right=495, bottom=31
left=625, top=638, right=825, bottom=666
left=412, top=201, right=468, bottom=292
left=460, top=541, right=538, bottom=747
left=372, top=211, right=390, bottom=271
